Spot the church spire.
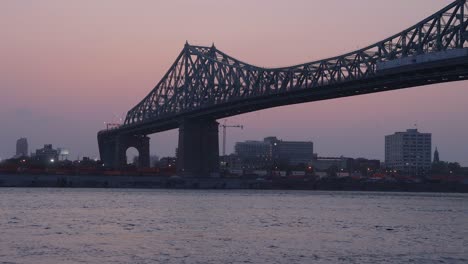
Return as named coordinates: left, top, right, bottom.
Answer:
left=433, top=147, right=440, bottom=163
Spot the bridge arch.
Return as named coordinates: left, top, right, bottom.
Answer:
left=117, top=135, right=150, bottom=168
left=125, top=147, right=139, bottom=165
left=98, top=133, right=150, bottom=169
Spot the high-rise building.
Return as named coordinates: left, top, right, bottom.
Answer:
left=16, top=138, right=28, bottom=157
left=385, top=129, right=431, bottom=176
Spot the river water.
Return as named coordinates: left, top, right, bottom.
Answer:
left=0, top=188, right=466, bottom=264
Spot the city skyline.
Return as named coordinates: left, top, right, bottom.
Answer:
left=0, top=2, right=466, bottom=263
left=0, top=128, right=451, bottom=166
left=1, top=0, right=467, bottom=165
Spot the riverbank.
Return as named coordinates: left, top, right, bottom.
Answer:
left=1, top=174, right=467, bottom=193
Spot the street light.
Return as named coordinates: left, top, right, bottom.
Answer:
left=50, top=159, right=55, bottom=163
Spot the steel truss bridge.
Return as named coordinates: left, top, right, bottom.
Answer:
left=99, top=0, right=468, bottom=176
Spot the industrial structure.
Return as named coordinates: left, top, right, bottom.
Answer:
left=220, top=120, right=243, bottom=157
left=98, top=1, right=468, bottom=177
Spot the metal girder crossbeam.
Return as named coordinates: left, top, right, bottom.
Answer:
left=123, top=0, right=467, bottom=126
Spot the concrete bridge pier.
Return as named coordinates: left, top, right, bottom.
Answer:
left=98, top=133, right=150, bottom=168
left=177, top=119, right=220, bottom=177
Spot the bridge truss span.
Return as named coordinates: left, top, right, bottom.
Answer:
left=99, top=0, right=468, bottom=171
left=124, top=0, right=467, bottom=127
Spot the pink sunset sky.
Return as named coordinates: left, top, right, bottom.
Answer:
left=1, top=0, right=467, bottom=164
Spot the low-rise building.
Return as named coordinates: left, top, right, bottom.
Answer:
left=309, top=156, right=350, bottom=171
left=235, top=140, right=271, bottom=169
left=265, top=137, right=314, bottom=166
left=234, top=136, right=314, bottom=169
left=34, top=144, right=59, bottom=163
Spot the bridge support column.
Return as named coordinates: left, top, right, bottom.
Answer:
left=177, top=119, right=219, bottom=177
left=98, top=133, right=150, bottom=169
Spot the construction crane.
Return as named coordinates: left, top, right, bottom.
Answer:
left=104, top=113, right=125, bottom=130
left=220, top=120, right=243, bottom=156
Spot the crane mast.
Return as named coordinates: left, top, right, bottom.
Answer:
left=220, top=120, right=243, bottom=156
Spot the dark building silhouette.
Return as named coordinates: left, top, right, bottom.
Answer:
left=234, top=137, right=314, bottom=169
left=158, top=157, right=177, bottom=168
left=16, top=138, right=28, bottom=157
left=433, top=147, right=440, bottom=163
left=265, top=137, right=314, bottom=166
left=310, top=156, right=350, bottom=171
left=234, top=140, right=271, bottom=169
left=235, top=140, right=270, bottom=159
left=34, top=144, right=59, bottom=163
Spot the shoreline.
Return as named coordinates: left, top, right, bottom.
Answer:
left=1, top=174, right=467, bottom=193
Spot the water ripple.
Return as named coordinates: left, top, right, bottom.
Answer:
left=0, top=189, right=466, bottom=264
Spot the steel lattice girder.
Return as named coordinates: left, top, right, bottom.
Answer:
left=122, top=0, right=467, bottom=127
